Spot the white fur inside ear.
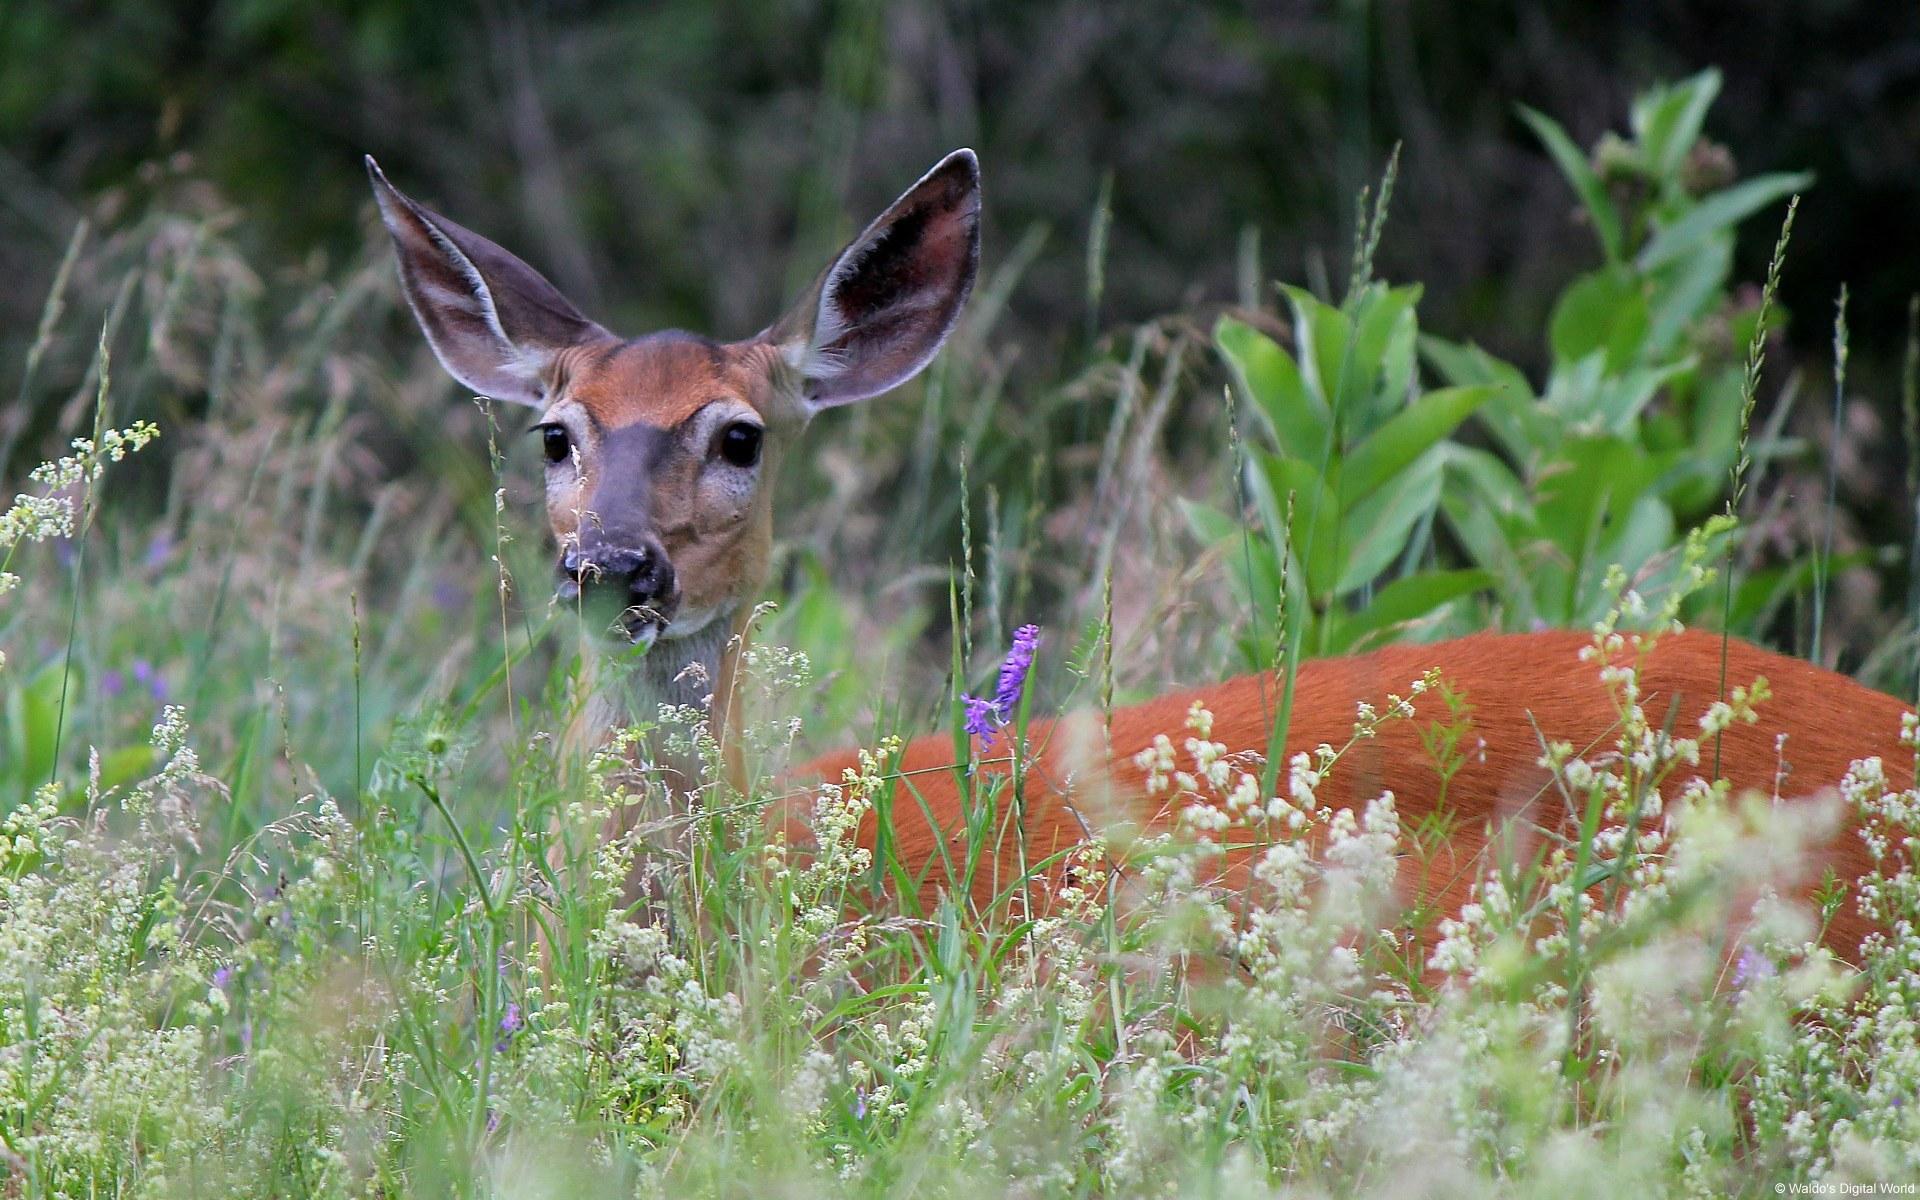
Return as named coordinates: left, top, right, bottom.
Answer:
left=417, top=216, right=511, bottom=349
left=814, top=269, right=852, bottom=351
left=407, top=209, right=559, bottom=404
left=779, top=332, right=849, bottom=397
left=769, top=148, right=978, bottom=411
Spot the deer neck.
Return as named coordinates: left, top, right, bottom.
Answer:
left=573, top=604, right=750, bottom=793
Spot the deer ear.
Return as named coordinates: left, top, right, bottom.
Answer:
left=774, top=149, right=981, bottom=412
left=367, top=156, right=606, bottom=407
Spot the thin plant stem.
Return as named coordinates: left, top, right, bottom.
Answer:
left=1811, top=285, right=1848, bottom=666
left=1716, top=195, right=1798, bottom=778
left=49, top=331, right=113, bottom=787
left=482, top=400, right=518, bottom=741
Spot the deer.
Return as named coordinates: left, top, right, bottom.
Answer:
left=368, top=149, right=1911, bottom=969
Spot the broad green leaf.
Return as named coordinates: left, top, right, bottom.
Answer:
left=1632, top=68, right=1722, bottom=179
left=1533, top=440, right=1667, bottom=620
left=1338, top=449, right=1444, bottom=593
left=1637, top=171, right=1813, bottom=270
left=1178, top=497, right=1242, bottom=547
left=1439, top=442, right=1530, bottom=519
left=1343, top=385, right=1492, bottom=505
left=1215, top=315, right=1329, bottom=459
left=1535, top=437, right=1647, bottom=549
left=98, top=744, right=156, bottom=793
left=1438, top=455, right=1539, bottom=627
left=1519, top=104, right=1624, bottom=263
left=1241, top=536, right=1285, bottom=613
left=1663, top=69, right=1723, bottom=176
left=1590, top=358, right=1695, bottom=433
left=1549, top=267, right=1649, bottom=372
left=1327, top=568, right=1492, bottom=654
left=1644, top=235, right=1731, bottom=355
left=1255, top=454, right=1342, bottom=604
left=1280, top=284, right=1353, bottom=429
left=6, top=665, right=67, bottom=801
left=1378, top=301, right=1420, bottom=417
left=1540, top=353, right=1607, bottom=425
left=1419, top=335, right=1542, bottom=464
left=1694, top=367, right=1745, bottom=459
left=1183, top=498, right=1286, bottom=633
left=1542, top=354, right=1692, bottom=437
left=1577, top=494, right=1676, bottom=620
left=1349, top=283, right=1422, bottom=419
left=1438, top=442, right=1538, bottom=611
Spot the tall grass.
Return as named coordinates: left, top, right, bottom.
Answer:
left=3, top=79, right=1920, bottom=1198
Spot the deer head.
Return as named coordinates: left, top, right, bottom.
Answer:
left=368, top=151, right=980, bottom=701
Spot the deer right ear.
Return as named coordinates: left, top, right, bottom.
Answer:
left=772, top=149, right=981, bottom=414
left=366, top=156, right=606, bottom=407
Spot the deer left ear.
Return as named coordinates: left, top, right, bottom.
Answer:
left=774, top=149, right=981, bottom=413
left=367, top=155, right=607, bottom=407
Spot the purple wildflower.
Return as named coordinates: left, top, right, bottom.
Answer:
left=144, top=532, right=175, bottom=570
left=432, top=577, right=467, bottom=614
left=994, top=625, right=1040, bottom=714
left=212, top=964, right=234, bottom=991
left=101, top=668, right=125, bottom=698
left=852, top=1089, right=868, bottom=1120
left=961, top=695, right=998, bottom=740
left=494, top=1001, right=523, bottom=1052
left=961, top=624, right=1040, bottom=750
left=131, top=659, right=167, bottom=702
left=1732, top=946, right=1776, bottom=990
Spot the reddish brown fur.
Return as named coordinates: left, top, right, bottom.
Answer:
left=552, top=336, right=790, bottom=431
left=794, top=630, right=1911, bottom=960
left=537, top=335, right=794, bottom=632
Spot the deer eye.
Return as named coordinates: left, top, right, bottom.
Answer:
left=539, top=424, right=571, bottom=465
left=716, top=421, right=763, bottom=468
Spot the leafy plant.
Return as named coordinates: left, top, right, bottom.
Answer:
left=1200, top=69, right=1815, bottom=657
left=1430, top=68, right=1810, bottom=628
left=1197, top=283, right=1493, bottom=661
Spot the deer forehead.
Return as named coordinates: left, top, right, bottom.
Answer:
left=553, top=332, right=786, bottom=430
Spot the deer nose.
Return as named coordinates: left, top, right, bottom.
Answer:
left=561, top=540, right=677, bottom=615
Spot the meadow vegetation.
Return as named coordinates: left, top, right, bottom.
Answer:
left=3, top=71, right=1920, bottom=1197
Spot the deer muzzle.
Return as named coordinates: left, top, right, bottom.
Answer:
left=557, top=539, right=679, bottom=644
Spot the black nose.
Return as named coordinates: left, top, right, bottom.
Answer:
left=562, top=540, right=676, bottom=611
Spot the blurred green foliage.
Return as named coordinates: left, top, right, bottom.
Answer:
left=4, top=2, right=1916, bottom=374
left=1194, top=70, right=1844, bottom=669
left=2, top=9, right=1919, bottom=1190
left=1201, top=285, right=1492, bottom=659
left=2, top=3, right=1919, bottom=809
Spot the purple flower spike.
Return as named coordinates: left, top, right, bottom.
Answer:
left=1732, top=946, right=1776, bottom=990
left=212, top=964, right=234, bottom=991
left=494, top=1001, right=523, bottom=1052
left=131, top=659, right=168, bottom=702
left=961, top=695, right=998, bottom=740
left=144, top=532, right=175, bottom=570
left=993, top=625, right=1040, bottom=716
left=962, top=625, right=1041, bottom=750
